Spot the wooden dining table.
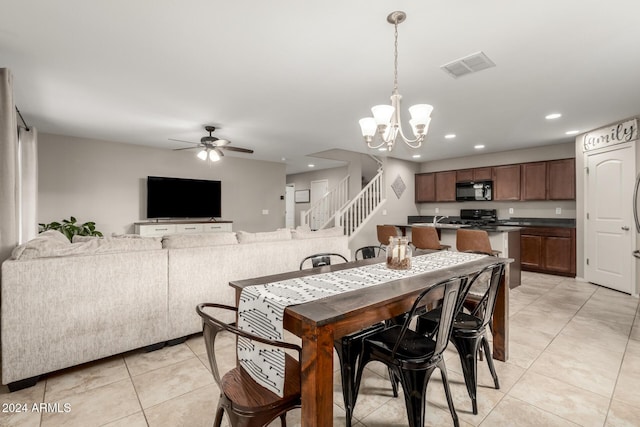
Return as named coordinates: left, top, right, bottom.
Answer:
left=230, top=253, right=511, bottom=427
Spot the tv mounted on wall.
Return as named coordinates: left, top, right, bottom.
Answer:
left=146, top=176, right=221, bottom=219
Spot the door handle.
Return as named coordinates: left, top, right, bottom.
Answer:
left=622, top=226, right=630, bottom=231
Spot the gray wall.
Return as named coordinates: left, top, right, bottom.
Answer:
left=286, top=166, right=348, bottom=227
left=348, top=157, right=421, bottom=256
left=417, top=142, right=577, bottom=220
left=38, top=133, right=286, bottom=235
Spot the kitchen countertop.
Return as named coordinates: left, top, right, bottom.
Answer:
left=410, top=222, right=522, bottom=233
left=407, top=216, right=576, bottom=229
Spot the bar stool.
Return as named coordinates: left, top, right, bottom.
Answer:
left=377, top=225, right=400, bottom=247
left=455, top=229, right=500, bottom=256
left=411, top=226, right=451, bottom=251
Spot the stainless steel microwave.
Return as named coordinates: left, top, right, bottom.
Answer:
left=455, top=180, right=493, bottom=201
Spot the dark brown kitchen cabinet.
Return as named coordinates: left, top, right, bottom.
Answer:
left=456, top=167, right=493, bottom=182
left=493, top=164, right=521, bottom=200
left=435, top=171, right=457, bottom=201
left=473, top=167, right=493, bottom=180
left=521, top=162, right=547, bottom=200
left=456, top=169, right=473, bottom=182
left=520, top=227, right=576, bottom=276
left=415, top=173, right=435, bottom=202
left=547, top=158, right=575, bottom=200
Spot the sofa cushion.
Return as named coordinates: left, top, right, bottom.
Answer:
left=237, top=229, right=292, bottom=244
left=71, top=235, right=99, bottom=243
left=292, top=226, right=344, bottom=239
left=94, top=238, right=163, bottom=252
left=162, top=232, right=238, bottom=249
left=11, top=231, right=96, bottom=260
left=12, top=231, right=162, bottom=260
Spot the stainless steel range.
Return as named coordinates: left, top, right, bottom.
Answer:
left=454, top=209, right=498, bottom=226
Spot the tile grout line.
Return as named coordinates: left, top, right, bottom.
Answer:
left=602, top=298, right=640, bottom=426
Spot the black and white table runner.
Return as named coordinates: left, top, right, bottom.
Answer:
left=237, top=251, right=487, bottom=396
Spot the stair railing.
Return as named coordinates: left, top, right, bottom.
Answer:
left=300, top=175, right=350, bottom=230
left=335, top=169, right=385, bottom=237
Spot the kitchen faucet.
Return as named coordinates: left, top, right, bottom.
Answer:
left=433, top=215, right=448, bottom=225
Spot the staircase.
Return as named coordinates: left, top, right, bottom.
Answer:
left=300, top=156, right=386, bottom=239
left=300, top=175, right=350, bottom=230
left=335, top=168, right=385, bottom=238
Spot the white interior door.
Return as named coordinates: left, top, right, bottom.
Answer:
left=285, top=184, right=295, bottom=228
left=586, top=146, right=634, bottom=293
left=310, top=179, right=328, bottom=230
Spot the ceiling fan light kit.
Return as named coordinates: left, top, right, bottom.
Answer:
left=170, top=125, right=254, bottom=162
left=359, top=11, right=433, bottom=152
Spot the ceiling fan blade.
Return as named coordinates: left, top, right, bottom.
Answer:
left=173, top=146, right=201, bottom=151
left=168, top=138, right=200, bottom=145
left=220, top=146, right=254, bottom=154
left=215, top=148, right=224, bottom=157
left=215, top=139, right=231, bottom=147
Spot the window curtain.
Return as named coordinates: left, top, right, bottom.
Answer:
left=18, top=126, right=38, bottom=243
left=0, top=68, right=18, bottom=262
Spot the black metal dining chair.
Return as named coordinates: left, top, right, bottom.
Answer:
left=354, top=245, right=385, bottom=260
left=417, top=262, right=506, bottom=415
left=351, top=276, right=468, bottom=427
left=196, top=303, right=302, bottom=427
left=299, top=252, right=397, bottom=427
left=299, top=252, right=348, bottom=270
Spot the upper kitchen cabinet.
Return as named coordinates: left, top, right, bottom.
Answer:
left=521, top=162, right=547, bottom=200
left=547, top=158, right=575, bottom=200
left=456, top=167, right=493, bottom=182
left=415, top=171, right=456, bottom=202
left=493, top=164, right=521, bottom=200
left=435, top=171, right=457, bottom=201
left=415, top=173, right=435, bottom=202
left=472, top=167, right=493, bottom=181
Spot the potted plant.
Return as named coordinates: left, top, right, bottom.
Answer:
left=39, top=216, right=103, bottom=241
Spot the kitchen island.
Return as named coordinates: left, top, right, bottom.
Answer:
left=404, top=219, right=522, bottom=289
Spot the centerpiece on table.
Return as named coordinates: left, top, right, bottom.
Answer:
left=386, top=236, right=411, bottom=270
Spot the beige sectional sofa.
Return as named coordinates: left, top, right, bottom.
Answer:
left=1, top=227, right=350, bottom=389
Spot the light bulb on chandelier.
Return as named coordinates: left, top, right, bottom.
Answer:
left=359, top=11, right=433, bottom=152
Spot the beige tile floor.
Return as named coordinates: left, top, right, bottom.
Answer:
left=2, top=271, right=640, bottom=427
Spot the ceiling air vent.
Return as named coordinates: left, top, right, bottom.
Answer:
left=441, top=51, right=496, bottom=78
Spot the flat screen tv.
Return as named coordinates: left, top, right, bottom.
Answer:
left=146, top=176, right=221, bottom=219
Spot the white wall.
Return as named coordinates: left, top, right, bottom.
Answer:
left=416, top=142, right=577, bottom=220
left=38, top=133, right=286, bottom=235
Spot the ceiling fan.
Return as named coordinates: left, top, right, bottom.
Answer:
left=170, top=126, right=254, bottom=162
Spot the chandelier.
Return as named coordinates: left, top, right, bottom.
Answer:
left=359, top=11, right=433, bottom=152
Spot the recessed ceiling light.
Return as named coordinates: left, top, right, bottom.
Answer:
left=281, top=157, right=286, bottom=161
left=308, top=164, right=315, bottom=168
left=545, top=113, right=562, bottom=120
left=445, top=134, right=456, bottom=139
left=412, top=154, right=421, bottom=158
left=565, top=130, right=580, bottom=135
left=474, top=144, right=485, bottom=149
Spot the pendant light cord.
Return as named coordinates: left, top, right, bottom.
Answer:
left=393, top=19, right=399, bottom=93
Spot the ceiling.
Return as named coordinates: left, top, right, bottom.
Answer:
left=2, top=1, right=640, bottom=174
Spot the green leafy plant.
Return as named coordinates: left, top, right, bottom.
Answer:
left=39, top=216, right=103, bottom=241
